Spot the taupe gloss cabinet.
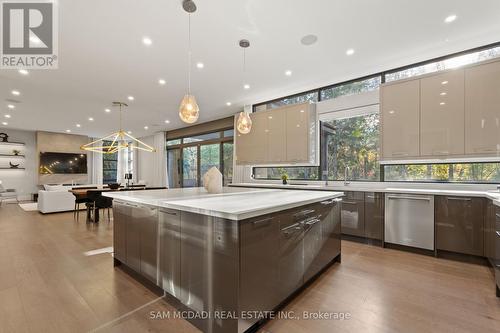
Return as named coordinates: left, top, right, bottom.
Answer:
left=435, top=196, right=484, bottom=256
left=420, top=70, right=465, bottom=156
left=380, top=79, right=420, bottom=159
left=465, top=60, right=500, bottom=155
left=340, top=191, right=365, bottom=237
left=235, top=102, right=319, bottom=166
left=364, top=192, right=384, bottom=241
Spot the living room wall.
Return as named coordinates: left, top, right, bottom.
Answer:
left=0, top=129, right=37, bottom=201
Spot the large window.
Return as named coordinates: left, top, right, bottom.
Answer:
left=102, top=142, right=118, bottom=183
left=253, top=43, right=500, bottom=184
left=167, top=129, right=233, bottom=188
left=384, top=163, right=500, bottom=183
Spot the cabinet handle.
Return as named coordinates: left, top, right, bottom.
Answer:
left=294, top=209, right=315, bottom=217
left=391, top=152, right=409, bottom=157
left=387, top=195, right=431, bottom=202
left=304, top=218, right=321, bottom=226
left=161, top=210, right=178, bottom=216
left=495, top=213, right=500, bottom=219
left=447, top=197, right=472, bottom=201
left=281, top=222, right=302, bottom=232
left=342, top=200, right=358, bottom=205
left=252, top=217, right=273, bottom=225
left=474, top=147, right=498, bottom=153
left=496, top=231, right=500, bottom=237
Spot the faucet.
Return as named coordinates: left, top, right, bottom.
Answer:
left=344, top=166, right=350, bottom=186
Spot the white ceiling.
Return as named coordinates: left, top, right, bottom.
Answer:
left=1, top=0, right=500, bottom=137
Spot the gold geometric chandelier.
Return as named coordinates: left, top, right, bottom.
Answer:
left=80, top=102, right=155, bottom=154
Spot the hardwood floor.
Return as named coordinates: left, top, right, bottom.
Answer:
left=0, top=204, right=499, bottom=333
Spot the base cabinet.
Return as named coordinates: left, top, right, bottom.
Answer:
left=436, top=196, right=484, bottom=256
left=364, top=192, right=384, bottom=241
left=113, top=201, right=129, bottom=263
left=159, top=209, right=181, bottom=298
left=341, top=192, right=365, bottom=237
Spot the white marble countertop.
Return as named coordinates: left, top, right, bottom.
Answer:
left=229, top=183, right=500, bottom=207
left=103, top=187, right=343, bottom=220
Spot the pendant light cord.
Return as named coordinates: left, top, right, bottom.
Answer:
left=119, top=103, right=123, bottom=131
left=188, top=13, right=192, bottom=95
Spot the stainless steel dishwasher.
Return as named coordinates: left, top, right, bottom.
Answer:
left=385, top=193, right=434, bottom=250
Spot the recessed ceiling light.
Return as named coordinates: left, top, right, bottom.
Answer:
left=142, top=37, right=152, bottom=46
left=196, top=62, right=204, bottom=69
left=1, top=122, right=8, bottom=126
left=441, top=81, right=448, bottom=85
left=4, top=114, right=11, bottom=118
left=440, top=92, right=447, bottom=96
left=165, top=120, right=170, bottom=124
left=158, top=79, right=166, bottom=85
left=127, top=96, right=134, bottom=101
left=226, top=102, right=231, bottom=106
left=440, top=102, right=446, bottom=105
left=18, top=69, right=29, bottom=75
left=389, top=110, right=395, bottom=114
left=285, top=70, right=292, bottom=76
left=105, top=108, right=111, bottom=113
left=127, top=131, right=132, bottom=134
left=144, top=126, right=149, bottom=130
left=76, top=124, right=81, bottom=128
left=88, top=117, right=94, bottom=121
left=346, top=49, right=355, bottom=56
left=65, top=129, right=71, bottom=133
left=300, top=34, right=318, bottom=46
left=11, top=90, right=20, bottom=96
left=444, top=15, right=457, bottom=23
left=243, top=84, right=250, bottom=90
left=7, top=104, right=15, bottom=109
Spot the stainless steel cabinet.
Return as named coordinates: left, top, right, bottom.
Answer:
left=138, top=205, right=159, bottom=284
left=159, top=208, right=181, bottom=297
left=240, top=215, right=281, bottom=326
left=113, top=201, right=129, bottom=263
left=435, top=196, right=484, bottom=256
left=279, top=210, right=305, bottom=300
left=341, top=191, right=365, bottom=237
left=364, top=192, right=384, bottom=241
left=125, top=205, right=142, bottom=272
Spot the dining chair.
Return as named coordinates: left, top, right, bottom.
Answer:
left=72, top=186, right=97, bottom=221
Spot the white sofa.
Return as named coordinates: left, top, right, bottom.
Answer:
left=37, top=185, right=85, bottom=214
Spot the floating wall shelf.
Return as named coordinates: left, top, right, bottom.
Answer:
left=0, top=141, right=25, bottom=147
left=0, top=154, right=25, bottom=158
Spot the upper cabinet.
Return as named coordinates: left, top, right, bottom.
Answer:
left=380, top=58, right=500, bottom=162
left=235, top=102, right=319, bottom=166
left=420, top=70, right=465, bottom=157
left=381, top=79, right=420, bottom=159
left=465, top=61, right=500, bottom=155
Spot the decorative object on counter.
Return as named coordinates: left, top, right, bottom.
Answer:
left=124, top=173, right=133, bottom=187
left=203, top=166, right=222, bottom=194
left=81, top=102, right=155, bottom=154
left=12, top=149, right=20, bottom=156
left=107, top=183, right=121, bottom=190
left=178, top=0, right=199, bottom=124
left=0, top=133, right=8, bottom=142
left=236, top=39, right=253, bottom=134
left=281, top=173, right=289, bottom=185
left=9, top=162, right=20, bottom=169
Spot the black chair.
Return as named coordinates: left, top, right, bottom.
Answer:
left=72, top=186, right=97, bottom=221
left=86, top=190, right=113, bottom=223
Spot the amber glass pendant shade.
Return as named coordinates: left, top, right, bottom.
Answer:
left=237, top=111, right=252, bottom=134
left=179, top=94, right=199, bottom=124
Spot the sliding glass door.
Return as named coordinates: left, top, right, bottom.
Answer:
left=166, top=129, right=234, bottom=188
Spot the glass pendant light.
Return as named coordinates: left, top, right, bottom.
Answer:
left=179, top=1, right=199, bottom=124
left=237, top=39, right=252, bottom=134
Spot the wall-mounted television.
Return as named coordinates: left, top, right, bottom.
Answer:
left=39, top=152, right=87, bottom=174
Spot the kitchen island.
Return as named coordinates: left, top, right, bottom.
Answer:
left=104, top=187, right=343, bottom=333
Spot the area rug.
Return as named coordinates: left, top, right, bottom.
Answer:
left=18, top=202, right=38, bottom=211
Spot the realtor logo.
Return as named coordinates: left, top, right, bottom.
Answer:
left=1, top=1, right=58, bottom=69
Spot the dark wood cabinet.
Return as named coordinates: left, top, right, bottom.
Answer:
left=435, top=196, right=484, bottom=256
left=364, top=192, right=384, bottom=241
left=484, top=200, right=496, bottom=265
left=341, top=191, right=365, bottom=237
